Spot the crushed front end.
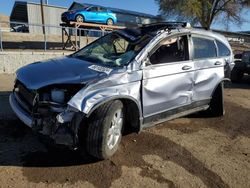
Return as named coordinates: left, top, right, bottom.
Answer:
left=9, top=80, right=84, bottom=149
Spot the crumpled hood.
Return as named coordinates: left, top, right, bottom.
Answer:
left=16, top=56, right=109, bottom=90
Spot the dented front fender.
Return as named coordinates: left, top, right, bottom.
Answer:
left=67, top=68, right=143, bottom=117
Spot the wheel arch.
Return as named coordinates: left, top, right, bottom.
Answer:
left=75, top=14, right=85, bottom=21
left=106, top=18, right=114, bottom=24
left=205, top=78, right=225, bottom=117
left=210, top=78, right=227, bottom=99
left=86, top=96, right=143, bottom=133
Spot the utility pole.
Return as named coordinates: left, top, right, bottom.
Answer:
left=40, top=0, right=45, bottom=34
left=40, top=0, right=47, bottom=50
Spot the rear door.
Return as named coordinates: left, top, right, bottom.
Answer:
left=142, top=34, right=194, bottom=118
left=191, top=35, right=224, bottom=102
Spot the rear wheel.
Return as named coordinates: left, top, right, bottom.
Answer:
left=106, top=18, right=114, bottom=25
left=205, top=82, right=225, bottom=117
left=86, top=100, right=124, bottom=159
left=75, top=15, right=84, bottom=23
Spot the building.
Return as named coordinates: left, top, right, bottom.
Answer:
left=10, top=1, right=67, bottom=35
left=0, top=14, right=10, bottom=30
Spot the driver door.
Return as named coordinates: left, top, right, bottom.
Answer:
left=142, top=35, right=194, bottom=118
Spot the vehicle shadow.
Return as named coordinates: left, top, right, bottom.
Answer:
left=166, top=100, right=250, bottom=140
left=0, top=118, right=99, bottom=166
left=0, top=92, right=231, bottom=187
left=0, top=118, right=229, bottom=187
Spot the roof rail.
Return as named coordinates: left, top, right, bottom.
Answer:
left=142, top=22, right=190, bottom=27
left=193, top=26, right=210, bottom=30
left=139, top=22, right=191, bottom=34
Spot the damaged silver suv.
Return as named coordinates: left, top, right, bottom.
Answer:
left=10, top=23, right=233, bottom=159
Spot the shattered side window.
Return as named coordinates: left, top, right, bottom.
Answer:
left=149, top=36, right=189, bottom=65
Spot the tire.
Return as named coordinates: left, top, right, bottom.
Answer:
left=206, top=82, right=225, bottom=117
left=75, top=15, right=84, bottom=23
left=86, top=100, right=124, bottom=159
left=106, top=18, right=114, bottom=25
left=231, top=69, right=243, bottom=82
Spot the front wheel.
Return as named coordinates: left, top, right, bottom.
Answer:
left=106, top=18, right=114, bottom=25
left=75, top=15, right=84, bottom=23
left=86, top=100, right=124, bottom=159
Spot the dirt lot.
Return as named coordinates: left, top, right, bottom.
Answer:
left=0, top=74, right=249, bottom=188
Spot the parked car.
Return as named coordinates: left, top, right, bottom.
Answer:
left=231, top=51, right=250, bottom=82
left=61, top=6, right=117, bottom=25
left=9, top=23, right=233, bottom=159
left=11, top=24, right=29, bottom=33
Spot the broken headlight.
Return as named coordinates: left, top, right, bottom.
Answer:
left=56, top=105, right=79, bottom=123
left=51, top=89, right=65, bottom=104
left=39, top=84, right=84, bottom=105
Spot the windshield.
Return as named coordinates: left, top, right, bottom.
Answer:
left=72, top=33, right=150, bottom=67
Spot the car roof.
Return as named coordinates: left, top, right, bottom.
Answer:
left=114, top=22, right=188, bottom=42
left=116, top=22, right=228, bottom=44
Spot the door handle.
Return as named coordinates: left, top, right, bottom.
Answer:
left=182, top=65, right=192, bottom=70
left=214, top=61, right=222, bottom=65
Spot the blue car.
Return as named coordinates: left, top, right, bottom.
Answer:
left=61, top=6, right=117, bottom=25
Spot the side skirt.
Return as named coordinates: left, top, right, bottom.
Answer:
left=142, top=100, right=210, bottom=129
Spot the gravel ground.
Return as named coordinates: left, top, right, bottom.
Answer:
left=0, top=74, right=249, bottom=188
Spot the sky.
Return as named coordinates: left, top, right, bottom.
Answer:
left=0, top=0, right=159, bottom=15
left=0, top=0, right=249, bottom=31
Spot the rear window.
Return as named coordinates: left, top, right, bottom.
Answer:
left=216, top=40, right=231, bottom=57
left=193, top=37, right=217, bottom=59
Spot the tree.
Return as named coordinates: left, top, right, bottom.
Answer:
left=155, top=0, right=250, bottom=29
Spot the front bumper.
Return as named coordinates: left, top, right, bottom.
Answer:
left=9, top=93, right=33, bottom=127
left=9, top=92, right=83, bottom=148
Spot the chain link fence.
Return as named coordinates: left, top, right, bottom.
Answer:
left=0, top=21, right=110, bottom=51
